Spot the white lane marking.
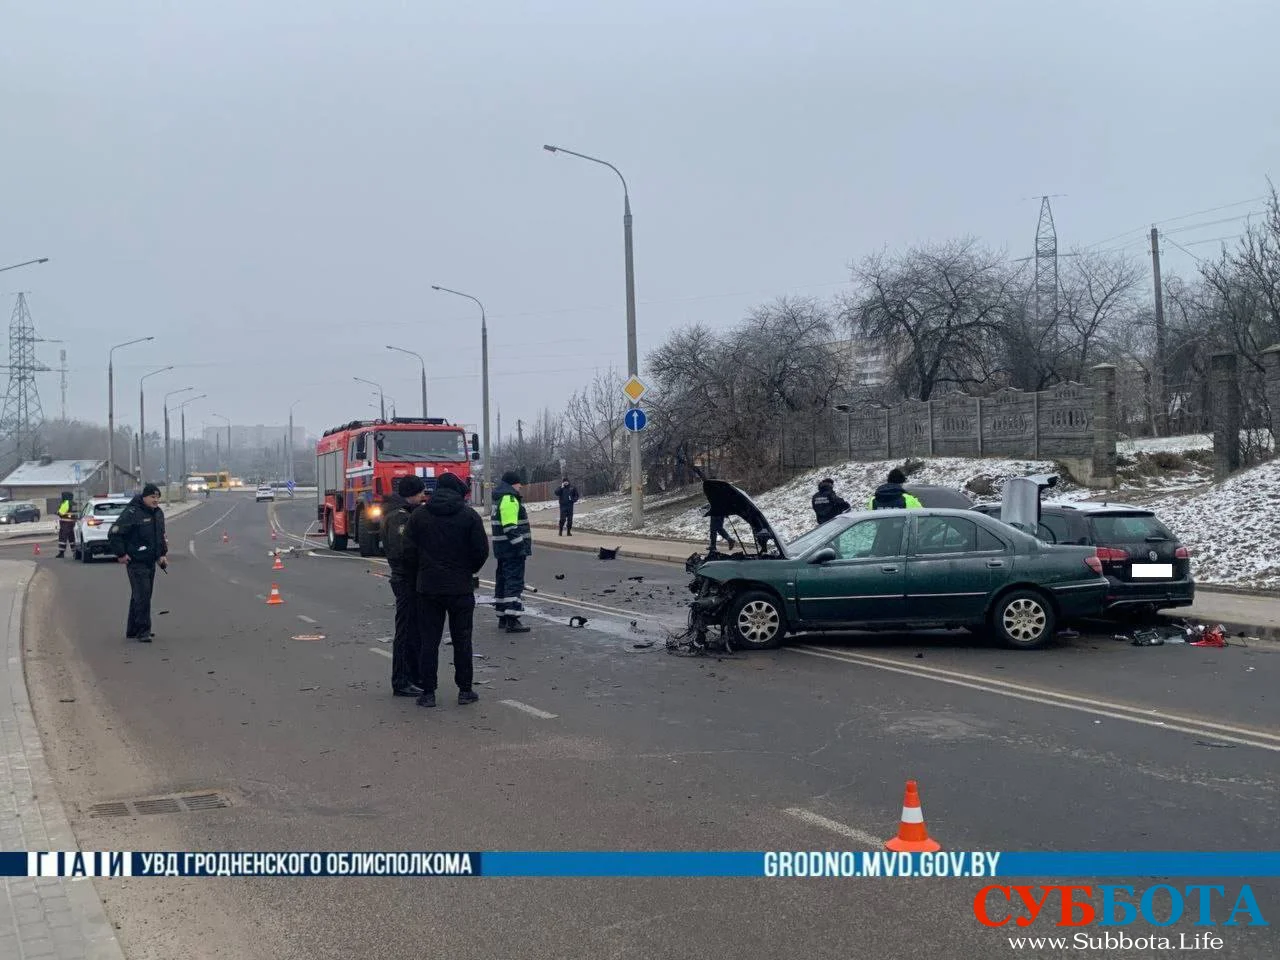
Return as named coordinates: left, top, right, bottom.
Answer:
left=374, top=636, right=392, bottom=643
left=370, top=647, right=392, bottom=659
left=782, top=808, right=883, bottom=848
left=297, top=615, right=318, bottom=624
left=194, top=502, right=239, bottom=536
left=188, top=539, right=196, bottom=558
left=255, top=595, right=266, bottom=601
left=500, top=699, right=558, bottom=720
left=228, top=578, right=240, bottom=585
left=790, top=646, right=1280, bottom=753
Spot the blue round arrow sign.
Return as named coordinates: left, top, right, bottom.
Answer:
left=623, top=408, right=647, bottom=432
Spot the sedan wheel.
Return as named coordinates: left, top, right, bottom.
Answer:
left=727, top=590, right=786, bottom=650
left=992, top=590, right=1056, bottom=650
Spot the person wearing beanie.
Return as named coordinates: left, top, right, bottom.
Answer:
left=380, top=475, right=428, bottom=697
left=108, top=483, right=168, bottom=641
left=868, top=468, right=923, bottom=511
left=554, top=478, right=580, bottom=537
left=811, top=477, right=851, bottom=525
left=490, top=470, right=532, bottom=633
left=404, top=471, right=489, bottom=707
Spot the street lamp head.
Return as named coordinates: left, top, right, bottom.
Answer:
left=543, top=144, right=558, bottom=153
left=430, top=285, right=442, bottom=291
left=37, top=258, right=49, bottom=264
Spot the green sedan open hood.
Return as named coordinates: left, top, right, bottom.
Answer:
left=703, top=480, right=790, bottom=559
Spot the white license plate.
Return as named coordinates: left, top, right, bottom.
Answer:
left=1131, top=563, right=1173, bottom=579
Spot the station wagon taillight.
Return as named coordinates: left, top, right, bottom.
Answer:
left=1175, top=546, right=1190, bottom=559
left=85, top=517, right=101, bottom=527
left=1095, top=546, right=1129, bottom=562
left=1085, top=553, right=1104, bottom=575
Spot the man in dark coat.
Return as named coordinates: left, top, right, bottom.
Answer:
left=811, top=478, right=852, bottom=525
left=381, top=475, right=427, bottom=697
left=107, top=483, right=168, bottom=641
left=490, top=470, right=532, bottom=634
left=405, top=471, right=489, bottom=708
left=554, top=478, right=580, bottom=536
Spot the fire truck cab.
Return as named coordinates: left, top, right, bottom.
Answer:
left=315, top=418, right=479, bottom=556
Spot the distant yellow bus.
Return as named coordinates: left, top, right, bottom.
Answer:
left=189, top=471, right=231, bottom=491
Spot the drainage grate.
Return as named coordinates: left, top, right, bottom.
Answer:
left=87, top=792, right=232, bottom=818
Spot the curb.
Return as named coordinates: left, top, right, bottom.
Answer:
left=538, top=537, right=691, bottom=566
left=1, top=560, right=127, bottom=960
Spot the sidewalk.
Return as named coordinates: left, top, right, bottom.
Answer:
left=1, top=559, right=127, bottom=959
left=528, top=518, right=1280, bottom=641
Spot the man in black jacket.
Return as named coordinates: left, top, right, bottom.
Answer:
left=381, top=475, right=427, bottom=697
left=555, top=478, right=579, bottom=536
left=405, top=471, right=490, bottom=708
left=108, top=484, right=168, bottom=641
left=811, top=478, right=851, bottom=525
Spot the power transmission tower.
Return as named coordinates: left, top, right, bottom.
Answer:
left=0, top=293, right=51, bottom=470
left=1034, top=196, right=1061, bottom=332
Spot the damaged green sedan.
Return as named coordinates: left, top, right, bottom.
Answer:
left=685, top=481, right=1109, bottom=652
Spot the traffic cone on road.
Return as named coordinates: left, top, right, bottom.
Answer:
left=222, top=532, right=230, bottom=544
left=33, top=543, right=40, bottom=556
left=266, top=583, right=284, bottom=605
left=272, top=553, right=284, bottom=571
left=271, top=530, right=278, bottom=542
left=885, top=779, right=941, bottom=852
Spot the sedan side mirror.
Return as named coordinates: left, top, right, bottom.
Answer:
left=809, top=547, right=837, bottom=564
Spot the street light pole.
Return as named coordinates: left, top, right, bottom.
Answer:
left=138, top=365, right=174, bottom=482
left=163, top=386, right=195, bottom=496
left=108, top=337, right=154, bottom=495
left=212, top=413, right=230, bottom=487
left=0, top=258, right=49, bottom=274
left=386, top=345, right=428, bottom=417
left=431, top=285, right=491, bottom=511
left=178, top=395, right=206, bottom=487
left=543, top=143, right=643, bottom=529
left=288, top=399, right=303, bottom=486
left=354, top=377, right=385, bottom=420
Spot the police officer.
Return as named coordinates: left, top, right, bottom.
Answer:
left=555, top=478, right=580, bottom=537
left=868, top=468, right=924, bottom=510
left=108, top=483, right=168, bottom=641
left=491, top=470, right=532, bottom=634
left=55, top=490, right=77, bottom=558
left=380, top=475, right=427, bottom=697
left=811, top=478, right=851, bottom=525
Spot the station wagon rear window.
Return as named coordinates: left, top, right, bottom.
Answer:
left=1087, top=513, right=1172, bottom=543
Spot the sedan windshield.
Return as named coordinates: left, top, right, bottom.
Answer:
left=786, top=517, right=852, bottom=557
left=375, top=429, right=467, bottom=462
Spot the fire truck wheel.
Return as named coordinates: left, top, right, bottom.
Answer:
left=358, top=518, right=379, bottom=557
left=327, top=521, right=348, bottom=552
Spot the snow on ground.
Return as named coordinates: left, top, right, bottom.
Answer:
left=1154, top=460, right=1280, bottom=590
left=1118, top=431, right=1273, bottom=455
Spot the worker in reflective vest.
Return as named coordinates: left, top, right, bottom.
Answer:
left=56, top=490, right=76, bottom=558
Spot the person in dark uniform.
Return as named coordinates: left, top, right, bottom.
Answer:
left=811, top=478, right=851, bottom=525
left=405, top=472, right=489, bottom=708
left=380, top=475, right=427, bottom=697
left=491, top=470, right=532, bottom=633
left=55, top=490, right=77, bottom=558
left=703, top=506, right=736, bottom=554
left=555, top=478, right=580, bottom=536
left=108, top=484, right=168, bottom=641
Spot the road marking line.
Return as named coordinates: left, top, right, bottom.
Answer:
left=194, top=502, right=239, bottom=536
left=789, top=646, right=1280, bottom=753
left=297, top=615, right=318, bottom=624
left=188, top=539, right=196, bottom=558
left=782, top=808, right=883, bottom=848
left=370, top=647, right=392, bottom=659
left=228, top=578, right=239, bottom=585
left=255, top=595, right=266, bottom=601
left=500, top=699, right=558, bottom=720
left=374, top=636, right=392, bottom=643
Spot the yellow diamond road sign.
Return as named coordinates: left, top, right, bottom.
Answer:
left=623, top=376, right=648, bottom=404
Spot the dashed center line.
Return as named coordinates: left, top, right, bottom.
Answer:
left=500, top=699, right=558, bottom=720
left=370, top=647, right=392, bottom=659
left=297, top=615, right=318, bottom=624
left=782, top=808, right=883, bottom=848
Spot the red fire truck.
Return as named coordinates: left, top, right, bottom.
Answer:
left=315, top=417, right=480, bottom=555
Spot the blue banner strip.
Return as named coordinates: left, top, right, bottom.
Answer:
left=483, top=852, right=762, bottom=877
left=998, top=854, right=1280, bottom=877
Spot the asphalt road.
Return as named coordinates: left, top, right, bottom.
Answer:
left=15, top=492, right=1280, bottom=959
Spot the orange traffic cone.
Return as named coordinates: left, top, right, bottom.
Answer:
left=271, top=530, right=278, bottom=542
left=266, top=583, right=284, bottom=605
left=885, top=780, right=941, bottom=852
left=272, top=553, right=284, bottom=571
left=33, top=543, right=41, bottom=556
left=222, top=532, right=230, bottom=543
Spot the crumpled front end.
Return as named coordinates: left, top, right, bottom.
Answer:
left=668, top=574, right=733, bottom=654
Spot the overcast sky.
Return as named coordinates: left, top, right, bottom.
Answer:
left=4, top=1, right=1278, bottom=443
